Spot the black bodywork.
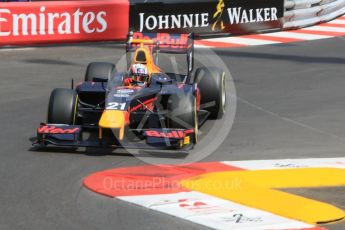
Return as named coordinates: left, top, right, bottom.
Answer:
left=34, top=33, right=217, bottom=151
left=35, top=72, right=208, bottom=150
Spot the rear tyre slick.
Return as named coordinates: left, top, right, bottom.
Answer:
left=47, top=88, right=78, bottom=125
left=85, top=62, right=115, bottom=82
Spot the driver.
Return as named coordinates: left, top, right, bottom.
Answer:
left=124, top=63, right=150, bottom=87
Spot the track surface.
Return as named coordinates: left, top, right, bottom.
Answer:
left=1, top=37, right=345, bottom=230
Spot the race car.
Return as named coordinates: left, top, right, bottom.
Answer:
left=34, top=32, right=226, bottom=150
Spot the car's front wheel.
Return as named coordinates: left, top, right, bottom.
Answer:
left=47, top=88, right=78, bottom=125
left=168, top=92, right=198, bottom=144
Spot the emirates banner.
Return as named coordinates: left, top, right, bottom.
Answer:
left=0, top=0, right=129, bottom=46
left=129, top=0, right=285, bottom=35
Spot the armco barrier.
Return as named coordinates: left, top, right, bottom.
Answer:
left=0, top=0, right=129, bottom=46
left=284, top=0, right=345, bottom=29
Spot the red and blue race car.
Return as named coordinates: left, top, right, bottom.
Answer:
left=34, top=33, right=226, bottom=150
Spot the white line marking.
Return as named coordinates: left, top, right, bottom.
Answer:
left=0, top=47, right=35, bottom=52
left=261, top=31, right=331, bottom=40
left=119, top=191, right=314, bottom=230
left=328, top=19, right=345, bottom=25
left=302, top=25, right=345, bottom=33
left=223, top=158, right=345, bottom=170
left=194, top=44, right=213, bottom=49
left=206, top=37, right=280, bottom=45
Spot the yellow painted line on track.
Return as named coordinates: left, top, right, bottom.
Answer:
left=181, top=168, right=345, bottom=224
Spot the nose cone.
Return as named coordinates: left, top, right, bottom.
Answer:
left=99, top=110, right=129, bottom=140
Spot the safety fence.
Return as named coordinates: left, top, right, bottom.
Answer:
left=284, top=0, right=345, bottom=29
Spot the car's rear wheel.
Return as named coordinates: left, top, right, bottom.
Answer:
left=85, top=62, right=115, bottom=82
left=47, top=88, right=78, bottom=125
left=168, top=92, right=198, bottom=144
left=195, top=67, right=226, bottom=119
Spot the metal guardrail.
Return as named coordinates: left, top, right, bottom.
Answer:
left=284, top=0, right=345, bottom=29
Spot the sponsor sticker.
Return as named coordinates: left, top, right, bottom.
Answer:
left=114, top=93, right=131, bottom=98
left=130, top=0, right=284, bottom=34
left=37, top=125, right=80, bottom=134
left=0, top=0, right=129, bottom=45
left=117, top=89, right=134, bottom=94
left=222, top=213, right=263, bottom=223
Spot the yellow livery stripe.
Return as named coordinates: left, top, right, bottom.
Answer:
left=99, top=110, right=129, bottom=140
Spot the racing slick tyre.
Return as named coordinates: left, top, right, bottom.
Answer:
left=194, top=67, right=226, bottom=119
left=47, top=88, right=78, bottom=125
left=168, top=93, right=198, bottom=144
left=85, top=62, right=115, bottom=82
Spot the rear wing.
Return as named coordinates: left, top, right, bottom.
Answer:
left=126, top=32, right=194, bottom=74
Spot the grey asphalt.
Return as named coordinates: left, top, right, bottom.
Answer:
left=0, top=37, right=345, bottom=230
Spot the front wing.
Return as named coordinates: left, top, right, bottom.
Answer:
left=34, top=124, right=195, bottom=150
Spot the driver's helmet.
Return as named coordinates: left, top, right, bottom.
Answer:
left=130, top=63, right=150, bottom=85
